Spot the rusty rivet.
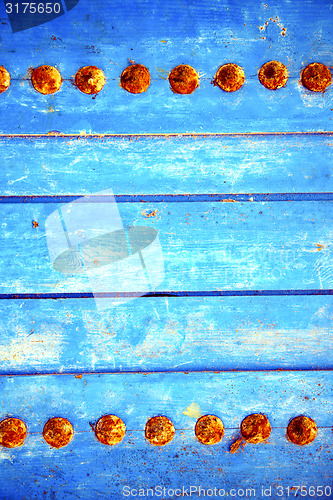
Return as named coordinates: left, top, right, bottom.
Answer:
left=31, top=65, right=62, bottom=95
left=75, top=66, right=105, bottom=95
left=0, top=67, right=10, bottom=93
left=0, top=418, right=27, bottom=448
left=169, top=64, right=199, bottom=94
left=195, top=414, right=224, bottom=445
left=43, top=417, right=73, bottom=448
left=120, top=64, right=150, bottom=94
left=301, top=62, right=332, bottom=92
left=241, top=414, right=271, bottom=444
left=258, top=60, right=288, bottom=90
left=214, top=63, right=245, bottom=92
left=145, top=416, right=175, bottom=446
left=95, top=415, right=126, bottom=445
left=287, top=415, right=317, bottom=446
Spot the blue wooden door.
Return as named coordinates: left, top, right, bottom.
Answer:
left=0, top=0, right=332, bottom=498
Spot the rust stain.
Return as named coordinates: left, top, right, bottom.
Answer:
left=230, top=437, right=245, bottom=454
left=32, top=220, right=39, bottom=228
left=142, top=209, right=158, bottom=218
left=259, top=16, right=287, bottom=37
left=316, top=243, right=324, bottom=251
left=74, top=374, right=83, bottom=379
left=155, top=67, right=169, bottom=80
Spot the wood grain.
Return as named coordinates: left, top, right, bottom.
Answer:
left=0, top=201, right=332, bottom=292
left=0, top=372, right=332, bottom=499
left=0, top=134, right=332, bottom=196
left=0, top=0, right=332, bottom=134
left=0, top=295, right=331, bottom=374
left=0, top=0, right=332, bottom=496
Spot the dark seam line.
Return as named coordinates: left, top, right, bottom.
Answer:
left=0, top=290, right=331, bottom=299
left=0, top=131, right=332, bottom=139
left=0, top=368, right=332, bottom=378
left=0, top=193, right=332, bottom=203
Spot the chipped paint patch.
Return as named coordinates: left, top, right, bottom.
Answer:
left=182, top=402, right=202, bottom=419
left=0, top=323, right=63, bottom=368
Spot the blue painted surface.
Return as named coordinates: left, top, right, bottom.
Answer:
left=0, top=0, right=332, bottom=133
left=0, top=372, right=332, bottom=500
left=0, top=295, right=332, bottom=374
left=0, top=201, right=332, bottom=292
left=0, top=134, right=332, bottom=196
left=0, top=0, right=332, bottom=497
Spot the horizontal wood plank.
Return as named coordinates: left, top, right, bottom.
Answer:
left=0, top=201, right=332, bottom=292
left=0, top=296, right=332, bottom=374
left=0, top=134, right=332, bottom=195
left=0, top=0, right=332, bottom=134
left=0, top=371, right=332, bottom=499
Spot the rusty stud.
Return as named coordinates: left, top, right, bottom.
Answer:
left=145, top=416, right=175, bottom=446
left=195, top=414, right=224, bottom=445
left=75, top=66, right=105, bottom=95
left=169, top=64, right=199, bottom=94
left=301, top=62, right=332, bottom=92
left=287, top=416, right=317, bottom=445
left=31, top=65, right=62, bottom=94
left=120, top=64, right=150, bottom=94
left=0, top=67, right=10, bottom=93
left=214, top=63, right=245, bottom=92
left=0, top=417, right=27, bottom=448
left=95, top=415, right=126, bottom=445
left=43, top=417, right=74, bottom=448
left=258, top=60, right=288, bottom=90
left=240, top=414, right=271, bottom=444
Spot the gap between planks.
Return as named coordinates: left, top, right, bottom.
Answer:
left=0, top=193, right=332, bottom=203
left=0, top=290, right=332, bottom=300
left=1, top=368, right=332, bottom=378
left=0, top=131, right=332, bottom=140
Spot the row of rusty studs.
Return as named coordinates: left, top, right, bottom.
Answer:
left=0, top=62, right=331, bottom=95
left=0, top=414, right=318, bottom=450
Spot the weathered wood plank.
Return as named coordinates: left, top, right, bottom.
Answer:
left=1, top=429, right=332, bottom=500
left=0, top=0, right=332, bottom=134
left=0, top=371, right=332, bottom=499
left=0, top=296, right=332, bottom=374
left=0, top=201, right=332, bottom=292
left=0, top=134, right=332, bottom=196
